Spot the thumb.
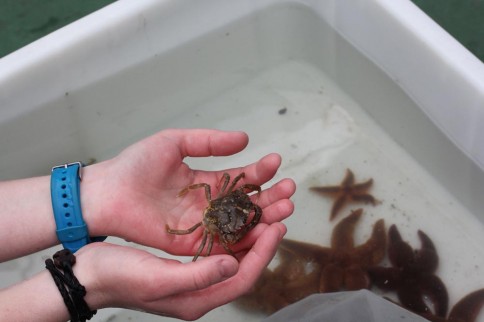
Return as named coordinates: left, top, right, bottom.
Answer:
left=173, top=255, right=239, bottom=293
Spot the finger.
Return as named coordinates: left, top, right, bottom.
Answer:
left=213, top=223, right=286, bottom=294
left=255, top=178, right=296, bottom=209
left=164, top=255, right=239, bottom=294
left=223, top=153, right=282, bottom=187
left=164, top=223, right=286, bottom=318
left=164, top=128, right=249, bottom=158
left=228, top=219, right=288, bottom=252
left=186, top=153, right=281, bottom=196
left=260, top=199, right=295, bottom=224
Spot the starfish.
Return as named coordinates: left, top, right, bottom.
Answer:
left=297, top=208, right=386, bottom=291
left=368, top=225, right=449, bottom=318
left=309, top=208, right=386, bottom=292
left=236, top=209, right=386, bottom=314
left=235, top=250, right=322, bottom=314
left=310, top=169, right=379, bottom=220
left=421, top=288, right=484, bottom=322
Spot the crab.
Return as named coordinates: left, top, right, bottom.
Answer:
left=166, top=172, right=262, bottom=261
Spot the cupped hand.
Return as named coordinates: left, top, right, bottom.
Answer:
left=82, top=129, right=295, bottom=256
left=76, top=221, right=286, bottom=320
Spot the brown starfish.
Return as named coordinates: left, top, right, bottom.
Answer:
left=275, top=209, right=386, bottom=293
left=368, top=225, right=449, bottom=318
left=235, top=235, right=326, bottom=314
left=310, top=209, right=386, bottom=292
left=310, top=169, right=379, bottom=220
left=236, top=209, right=386, bottom=314
left=421, top=288, right=484, bottom=322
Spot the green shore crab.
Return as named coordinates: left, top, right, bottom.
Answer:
left=166, top=172, right=262, bottom=261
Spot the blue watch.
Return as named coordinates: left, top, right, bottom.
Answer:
left=51, top=162, right=105, bottom=252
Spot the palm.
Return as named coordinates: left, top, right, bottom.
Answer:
left=97, top=129, right=286, bottom=256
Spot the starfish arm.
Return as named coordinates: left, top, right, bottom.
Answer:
left=331, top=209, right=363, bottom=250
left=388, top=225, right=415, bottom=268
left=367, top=266, right=402, bottom=290
left=448, top=288, right=484, bottom=322
left=319, top=263, right=344, bottom=293
left=272, top=254, right=306, bottom=282
left=258, top=290, right=290, bottom=314
left=414, top=230, right=439, bottom=273
left=419, top=274, right=449, bottom=317
left=353, top=219, right=386, bottom=266
left=351, top=193, right=379, bottom=206
left=279, top=238, right=331, bottom=264
left=413, top=248, right=439, bottom=274
left=284, top=269, right=321, bottom=289
left=418, top=230, right=437, bottom=252
left=310, top=185, right=344, bottom=194
left=283, top=270, right=321, bottom=303
left=344, top=265, right=370, bottom=290
left=236, top=269, right=291, bottom=314
left=397, top=284, right=433, bottom=315
left=352, top=178, right=374, bottom=191
left=330, top=195, right=348, bottom=220
left=342, top=168, right=355, bottom=187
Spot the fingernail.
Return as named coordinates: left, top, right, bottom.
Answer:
left=277, top=223, right=287, bottom=241
left=219, top=258, right=238, bottom=278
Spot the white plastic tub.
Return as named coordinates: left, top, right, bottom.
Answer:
left=1, top=0, right=484, bottom=321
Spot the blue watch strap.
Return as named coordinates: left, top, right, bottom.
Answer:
left=50, top=162, right=91, bottom=252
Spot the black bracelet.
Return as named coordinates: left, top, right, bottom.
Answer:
left=45, top=249, right=97, bottom=322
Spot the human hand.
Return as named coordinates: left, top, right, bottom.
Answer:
left=75, top=221, right=286, bottom=320
left=81, top=129, right=295, bottom=256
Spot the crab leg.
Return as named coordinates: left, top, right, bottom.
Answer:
left=193, top=229, right=209, bottom=262
left=216, top=173, right=231, bottom=197
left=205, top=232, right=215, bottom=257
left=165, top=222, right=203, bottom=235
left=220, top=241, right=236, bottom=257
left=226, top=173, right=245, bottom=194
left=233, top=204, right=262, bottom=244
left=240, top=184, right=262, bottom=203
left=178, top=183, right=212, bottom=201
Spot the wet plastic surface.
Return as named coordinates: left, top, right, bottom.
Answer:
left=263, top=290, right=429, bottom=322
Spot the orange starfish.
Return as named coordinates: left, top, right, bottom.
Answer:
left=421, top=288, right=484, bottom=322
left=310, top=169, right=379, bottom=220
left=282, top=209, right=386, bottom=293
left=236, top=209, right=386, bottom=314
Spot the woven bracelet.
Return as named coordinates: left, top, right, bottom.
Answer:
left=45, top=249, right=97, bottom=322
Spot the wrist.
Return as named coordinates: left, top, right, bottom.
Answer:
left=72, top=244, right=112, bottom=311
left=50, top=162, right=108, bottom=251
left=77, top=162, right=109, bottom=238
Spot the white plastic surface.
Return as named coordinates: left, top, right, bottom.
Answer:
left=1, top=0, right=483, bottom=170
left=263, top=290, right=430, bottom=322
left=1, top=1, right=484, bottom=322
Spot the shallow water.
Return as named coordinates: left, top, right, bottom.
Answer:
left=2, top=60, right=483, bottom=321
left=115, top=60, right=484, bottom=321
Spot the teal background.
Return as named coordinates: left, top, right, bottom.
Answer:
left=0, top=1, right=483, bottom=62
left=0, top=0, right=116, bottom=58
left=411, top=0, right=484, bottom=62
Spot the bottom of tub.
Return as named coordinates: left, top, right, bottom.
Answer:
left=1, top=60, right=483, bottom=321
